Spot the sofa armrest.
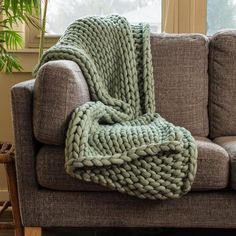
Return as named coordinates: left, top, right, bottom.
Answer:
left=33, top=60, right=91, bottom=145
left=213, top=136, right=236, bottom=189
left=11, top=79, right=39, bottom=219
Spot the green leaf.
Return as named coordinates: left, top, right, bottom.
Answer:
left=0, top=30, right=23, bottom=50
left=20, top=0, right=24, bottom=12
left=10, top=0, right=17, bottom=15
left=0, top=0, right=41, bottom=73
left=4, top=0, right=10, bottom=11
left=24, top=13, right=41, bottom=29
left=4, top=0, right=40, bottom=16
left=0, top=53, right=22, bottom=73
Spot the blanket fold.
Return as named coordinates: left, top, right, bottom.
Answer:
left=35, top=15, right=197, bottom=200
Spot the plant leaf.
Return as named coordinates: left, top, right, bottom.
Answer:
left=0, top=53, right=22, bottom=72
left=0, top=30, right=23, bottom=49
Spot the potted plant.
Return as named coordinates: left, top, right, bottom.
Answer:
left=0, top=0, right=40, bottom=72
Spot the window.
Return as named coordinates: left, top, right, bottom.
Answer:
left=26, top=0, right=236, bottom=48
left=44, top=0, right=162, bottom=35
left=207, top=0, right=236, bottom=35
left=26, top=0, right=163, bottom=48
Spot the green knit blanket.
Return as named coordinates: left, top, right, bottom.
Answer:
left=35, top=15, right=197, bottom=200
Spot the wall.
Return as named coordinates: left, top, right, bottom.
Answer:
left=0, top=51, right=38, bottom=201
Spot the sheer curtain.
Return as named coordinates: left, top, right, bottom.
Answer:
left=163, top=0, right=179, bottom=33
left=163, top=0, right=206, bottom=34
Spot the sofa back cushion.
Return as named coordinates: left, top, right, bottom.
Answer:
left=34, top=34, right=209, bottom=145
left=209, top=30, right=236, bottom=138
left=151, top=33, right=209, bottom=137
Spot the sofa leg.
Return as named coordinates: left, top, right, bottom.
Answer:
left=24, top=227, right=42, bottom=236
left=15, top=226, right=24, bottom=236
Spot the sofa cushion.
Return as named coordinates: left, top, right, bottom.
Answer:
left=209, top=30, right=236, bottom=138
left=34, top=34, right=209, bottom=146
left=33, top=60, right=91, bottom=145
left=36, top=137, right=229, bottom=192
left=213, top=136, right=236, bottom=190
left=151, top=33, right=209, bottom=137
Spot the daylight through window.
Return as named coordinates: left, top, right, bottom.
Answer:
left=207, top=0, right=236, bottom=35
left=43, top=0, right=162, bottom=35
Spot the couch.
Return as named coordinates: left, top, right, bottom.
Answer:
left=11, top=30, right=236, bottom=235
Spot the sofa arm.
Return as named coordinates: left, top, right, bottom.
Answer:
left=33, top=60, right=91, bottom=145
left=213, top=136, right=236, bottom=189
left=11, top=79, right=40, bottom=220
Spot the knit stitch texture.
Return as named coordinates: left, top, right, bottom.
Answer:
left=35, top=15, right=198, bottom=200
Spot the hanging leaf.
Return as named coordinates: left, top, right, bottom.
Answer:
left=0, top=53, right=22, bottom=72
left=3, top=0, right=10, bottom=11
left=0, top=30, right=23, bottom=50
left=0, top=0, right=41, bottom=73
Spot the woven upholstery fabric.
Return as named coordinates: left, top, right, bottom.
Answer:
left=151, top=33, right=209, bottom=137
left=35, top=15, right=197, bottom=200
left=34, top=60, right=90, bottom=145
left=209, top=30, right=236, bottom=138
left=214, top=136, right=236, bottom=189
left=36, top=137, right=229, bottom=192
left=11, top=80, right=234, bottom=229
left=33, top=34, right=209, bottom=146
left=11, top=80, right=40, bottom=225
left=14, top=189, right=236, bottom=228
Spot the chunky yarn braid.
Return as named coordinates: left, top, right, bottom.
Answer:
left=35, top=15, right=197, bottom=200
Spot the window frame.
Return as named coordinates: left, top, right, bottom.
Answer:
left=25, top=0, right=207, bottom=48
left=25, top=20, right=58, bottom=48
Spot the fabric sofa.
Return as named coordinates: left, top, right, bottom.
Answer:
left=11, top=30, right=236, bottom=234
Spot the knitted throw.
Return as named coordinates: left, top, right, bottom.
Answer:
left=35, top=15, right=198, bottom=200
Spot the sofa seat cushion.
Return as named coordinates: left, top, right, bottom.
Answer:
left=213, top=136, right=236, bottom=189
left=36, top=137, right=229, bottom=192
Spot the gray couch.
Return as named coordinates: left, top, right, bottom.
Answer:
left=11, top=31, right=236, bottom=233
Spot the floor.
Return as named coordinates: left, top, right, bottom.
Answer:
left=2, top=209, right=236, bottom=236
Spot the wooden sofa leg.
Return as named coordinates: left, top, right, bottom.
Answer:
left=24, top=227, right=42, bottom=236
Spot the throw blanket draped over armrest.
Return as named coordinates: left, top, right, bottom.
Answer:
left=34, top=15, right=197, bottom=200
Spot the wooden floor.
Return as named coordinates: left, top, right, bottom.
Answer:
left=2, top=210, right=236, bottom=236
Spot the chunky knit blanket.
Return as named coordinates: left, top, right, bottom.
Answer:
left=35, top=15, right=197, bottom=200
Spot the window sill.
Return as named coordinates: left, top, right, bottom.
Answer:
left=8, top=48, right=39, bottom=53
